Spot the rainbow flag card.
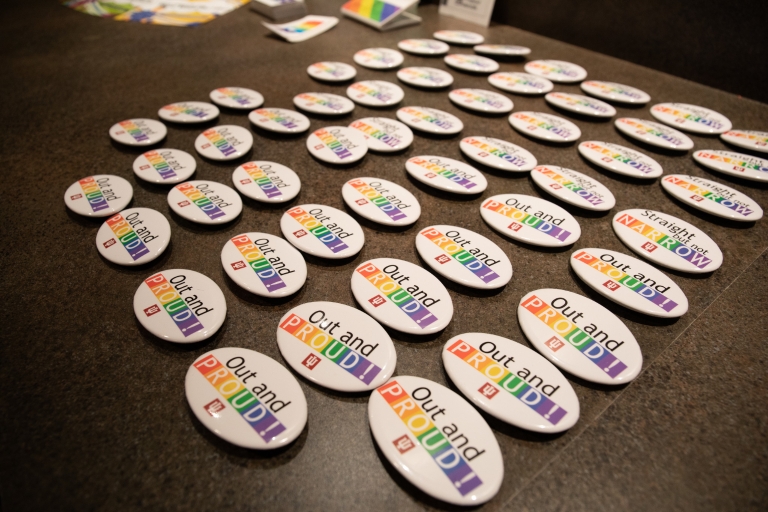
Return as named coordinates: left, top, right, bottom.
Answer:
left=263, top=14, right=338, bottom=42
left=341, top=0, right=420, bottom=31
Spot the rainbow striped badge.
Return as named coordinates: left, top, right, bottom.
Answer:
left=342, top=0, right=413, bottom=24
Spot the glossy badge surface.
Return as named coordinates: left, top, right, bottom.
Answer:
left=578, top=141, right=663, bottom=179
left=232, top=161, right=301, bottom=203
left=368, top=376, right=502, bottom=506
left=459, top=136, right=536, bottom=172
left=570, top=248, right=689, bottom=318
left=248, top=108, right=310, bottom=134
left=416, top=225, right=512, bottom=290
left=488, top=72, right=553, bottom=95
left=661, top=175, right=763, bottom=222
left=405, top=156, right=487, bottom=194
left=342, top=177, right=421, bottom=226
left=474, top=44, right=530, bottom=56
left=612, top=209, right=723, bottom=273
left=353, top=47, right=404, bottom=69
left=221, top=233, right=307, bottom=297
left=186, top=348, right=307, bottom=449
left=96, top=208, right=171, bottom=266
left=281, top=204, right=364, bottom=259
left=614, top=118, right=694, bottom=151
left=650, top=103, right=732, bottom=134
left=306, top=126, right=368, bottom=164
left=545, top=92, right=616, bottom=118
left=518, top=289, right=642, bottom=385
left=64, top=174, right=133, bottom=217
left=167, top=181, right=243, bottom=225
left=448, top=88, right=513, bottom=114
left=480, top=194, right=581, bottom=247
left=133, top=149, right=196, bottom=185
left=210, top=87, right=264, bottom=110
left=580, top=81, right=650, bottom=104
left=277, top=302, right=396, bottom=392
left=398, top=38, right=450, bottom=55
left=693, top=149, right=768, bottom=182
left=720, top=129, right=768, bottom=154
left=530, top=165, right=616, bottom=211
left=397, top=67, right=454, bottom=88
left=349, top=117, right=414, bottom=152
left=109, top=118, right=166, bottom=146
left=433, top=30, right=485, bottom=45
left=524, top=60, right=587, bottom=83
left=351, top=258, right=454, bottom=335
left=307, top=61, right=357, bottom=82
left=158, top=101, right=219, bottom=124
left=442, top=333, right=579, bottom=433
left=444, top=54, right=499, bottom=73
left=134, top=269, right=226, bottom=343
left=293, top=93, right=355, bottom=115
left=397, top=106, right=463, bottom=135
left=509, top=111, right=582, bottom=143
left=194, top=125, right=253, bottom=161
left=346, top=80, right=404, bottom=107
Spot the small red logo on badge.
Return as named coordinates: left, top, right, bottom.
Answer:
left=550, top=183, right=562, bottom=190
left=293, top=229, right=307, bottom=238
left=478, top=383, right=499, bottom=399
left=103, top=238, right=116, bottom=248
left=355, top=199, right=368, bottom=205
left=140, top=165, right=150, bottom=170
left=435, top=254, right=451, bottom=264
left=314, top=144, right=324, bottom=150
left=393, top=435, right=415, bottom=454
left=231, top=261, right=246, bottom=270
left=240, top=179, right=250, bottom=185
left=144, top=304, right=161, bottom=317
left=642, top=241, right=657, bottom=253
left=369, top=295, right=386, bottom=307
left=603, top=280, right=620, bottom=291
left=544, top=336, right=565, bottom=352
left=70, top=194, right=83, bottom=200
left=204, top=399, right=226, bottom=417
left=425, top=172, right=437, bottom=178
left=178, top=200, right=190, bottom=207
left=691, top=195, right=704, bottom=202
left=478, top=152, right=489, bottom=157
left=508, top=222, right=522, bottom=232
left=302, top=354, right=321, bottom=370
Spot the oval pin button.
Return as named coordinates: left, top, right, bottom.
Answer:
left=545, top=92, right=616, bottom=118
left=397, top=38, right=450, bottom=55
left=614, top=117, right=694, bottom=151
left=650, top=103, right=732, bottom=134
left=294, top=92, right=355, bottom=116
left=661, top=174, right=763, bottom=222
left=720, top=129, right=768, bottom=154
left=397, top=106, right=463, bottom=135
left=158, top=101, right=219, bottom=124
left=307, top=61, right=357, bottom=82
left=64, top=174, right=133, bottom=218
left=210, top=87, right=264, bottom=110
left=397, top=67, right=454, bottom=88
left=578, top=141, right=663, bottom=179
left=488, top=72, right=553, bottom=95
left=509, top=111, right=581, bottom=143
left=232, top=161, right=301, bottom=203
left=580, top=81, right=650, bottom=105
left=449, top=88, right=513, bottom=114
left=281, top=204, right=365, bottom=259
left=342, top=177, right=421, bottom=227
left=693, top=149, right=768, bottom=183
left=525, top=60, right=587, bottom=83
left=109, top=118, right=166, bottom=146
left=306, top=126, right=368, bottom=164
left=480, top=194, right=581, bottom=247
left=444, top=54, right=499, bottom=74
left=96, top=208, right=171, bottom=266
left=459, top=136, right=536, bottom=172
left=167, top=180, right=243, bottom=225
left=474, top=44, right=530, bottom=56
left=353, top=47, right=404, bottom=69
left=531, top=165, right=616, bottom=211
left=433, top=30, right=485, bottom=45
left=249, top=108, right=310, bottom=134
left=194, top=125, right=253, bottom=161
left=405, top=156, right=487, bottom=194
left=133, top=149, right=196, bottom=185
left=349, top=117, right=414, bottom=152
left=346, top=80, right=404, bottom=107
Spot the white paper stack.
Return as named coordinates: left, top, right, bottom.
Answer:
left=251, top=0, right=307, bottom=21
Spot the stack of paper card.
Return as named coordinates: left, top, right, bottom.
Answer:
left=341, top=0, right=421, bottom=31
left=263, top=15, right=339, bottom=43
left=251, top=0, right=307, bottom=21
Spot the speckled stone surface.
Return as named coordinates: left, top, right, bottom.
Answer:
left=1, top=2, right=766, bottom=511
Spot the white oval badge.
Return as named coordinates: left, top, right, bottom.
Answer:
left=346, top=80, right=405, bottom=107
left=545, top=92, right=616, bottom=118
left=433, top=30, right=485, bottom=45
left=444, top=54, right=499, bottom=73
left=448, top=88, right=513, bottom=114
left=221, top=232, right=307, bottom=297
left=349, top=117, right=414, bottom=152
left=661, top=174, right=763, bottom=222
left=720, top=129, right=768, bottom=154
left=693, top=149, right=768, bottom=182
left=612, top=209, right=723, bottom=273
left=64, top=174, right=133, bottom=218
left=509, top=111, right=582, bottom=143
left=210, top=87, right=264, bottom=110
left=134, top=269, right=226, bottom=343
left=480, top=194, right=581, bottom=247
left=352, top=258, right=453, bottom=335
left=306, top=126, right=368, bottom=164
left=194, top=125, right=253, bottom=161
left=459, top=136, right=536, bottom=172
left=185, top=348, right=307, bottom=449
left=293, top=92, right=355, bottom=116
left=442, top=333, right=579, bottom=433
left=167, top=181, right=243, bottom=225
left=614, top=118, right=694, bottom=151
left=474, top=44, right=530, bottom=56
left=109, top=118, right=166, bottom=146
left=232, top=161, right=301, bottom=203
left=353, top=47, right=404, bottom=69
left=578, top=141, right=663, bottom=179
left=368, top=376, right=502, bottom=506
left=280, top=204, right=364, bottom=259
left=396, top=67, right=454, bottom=88
left=580, top=81, right=650, bottom=105
left=518, top=289, right=642, bottom=385
left=96, top=208, right=171, bottom=266
left=405, top=156, right=487, bottom=194
left=488, top=72, right=553, bottom=95
left=397, top=38, right=449, bottom=55
left=416, top=225, right=512, bottom=289
left=158, top=101, right=219, bottom=124
left=133, top=149, right=196, bottom=185
left=531, top=165, right=616, bottom=211
left=524, top=60, right=587, bottom=83
left=342, top=177, right=421, bottom=227
left=277, top=302, right=396, bottom=392
left=650, top=103, right=732, bottom=134
left=396, top=106, right=463, bottom=135
left=570, top=248, right=689, bottom=318
left=307, top=61, right=357, bottom=82
left=248, top=107, right=310, bottom=134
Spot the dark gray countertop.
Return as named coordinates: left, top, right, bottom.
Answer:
left=1, top=2, right=766, bottom=511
